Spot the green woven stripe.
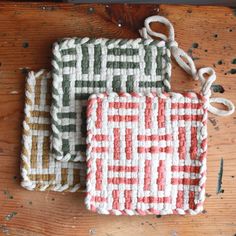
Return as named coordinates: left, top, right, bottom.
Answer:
left=107, top=61, right=139, bottom=69
left=61, top=48, right=77, bottom=56
left=57, top=112, right=77, bottom=119
left=156, top=48, right=163, bottom=75
left=75, top=144, right=87, bottom=152
left=112, top=76, right=121, bottom=92
left=63, top=61, right=76, bottom=67
left=75, top=80, right=106, bottom=88
left=75, top=93, right=90, bottom=100
left=94, top=45, right=101, bottom=74
left=107, top=48, right=139, bottom=56
left=139, top=81, right=164, bottom=88
left=81, top=106, right=87, bottom=137
left=62, top=139, right=70, bottom=154
left=144, top=46, right=152, bottom=75
left=126, top=75, right=134, bottom=92
left=61, top=124, right=76, bottom=132
left=62, top=75, right=70, bottom=106
left=81, top=45, right=89, bottom=74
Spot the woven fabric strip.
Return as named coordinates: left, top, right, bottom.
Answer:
left=86, top=92, right=207, bottom=215
left=51, top=38, right=171, bottom=162
left=21, top=70, right=86, bottom=191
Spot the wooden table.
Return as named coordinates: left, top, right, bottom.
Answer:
left=0, top=2, right=235, bottom=236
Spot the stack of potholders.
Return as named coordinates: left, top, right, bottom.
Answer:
left=21, top=16, right=235, bottom=215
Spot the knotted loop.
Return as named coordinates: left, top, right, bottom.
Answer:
left=197, top=67, right=235, bottom=116
left=139, top=15, right=197, bottom=80
left=198, top=67, right=216, bottom=97
left=208, top=97, right=235, bottom=116
left=144, top=15, right=175, bottom=41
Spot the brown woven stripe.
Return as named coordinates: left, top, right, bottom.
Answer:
left=31, top=135, right=38, bottom=169
left=31, top=110, right=50, bottom=118
left=29, top=174, right=56, bottom=181
left=42, top=136, right=50, bottom=169
left=61, top=168, right=68, bottom=184
left=29, top=123, right=50, bottom=131
left=35, top=75, right=43, bottom=105
left=45, top=76, right=51, bottom=106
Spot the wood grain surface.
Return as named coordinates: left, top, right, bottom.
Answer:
left=0, top=2, right=236, bottom=236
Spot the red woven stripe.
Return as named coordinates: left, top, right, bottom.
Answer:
left=189, top=191, right=196, bottom=210
left=137, top=134, right=172, bottom=141
left=171, top=165, right=200, bottom=173
left=145, top=96, right=152, bottom=129
left=176, top=190, right=184, bottom=209
left=171, top=178, right=200, bottom=186
left=178, top=127, right=186, bottom=160
left=171, top=115, right=203, bottom=121
left=96, top=159, right=102, bottom=190
left=108, top=165, right=138, bottom=172
left=124, top=190, right=132, bottom=209
left=108, top=115, right=138, bottom=122
left=138, top=146, right=173, bottom=153
left=190, top=127, right=198, bottom=160
left=96, top=98, right=102, bottom=128
left=109, top=102, right=139, bottom=109
left=92, top=147, right=108, bottom=153
left=112, top=190, right=119, bottom=210
left=91, top=196, right=107, bottom=203
left=137, top=196, right=171, bottom=203
left=171, top=102, right=203, bottom=109
left=92, top=134, right=108, bottom=141
left=125, top=128, right=132, bottom=160
left=157, top=160, right=165, bottom=191
left=144, top=160, right=151, bottom=191
left=108, top=177, right=137, bottom=185
left=158, top=99, right=165, bottom=128
left=114, top=128, right=120, bottom=160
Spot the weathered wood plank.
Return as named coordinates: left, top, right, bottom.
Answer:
left=0, top=3, right=235, bottom=236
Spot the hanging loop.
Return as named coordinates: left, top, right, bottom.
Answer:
left=197, top=67, right=235, bottom=116
left=139, top=15, right=197, bottom=80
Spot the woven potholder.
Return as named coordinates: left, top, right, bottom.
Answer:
left=86, top=92, right=207, bottom=215
left=51, top=32, right=172, bottom=162
left=21, top=70, right=86, bottom=191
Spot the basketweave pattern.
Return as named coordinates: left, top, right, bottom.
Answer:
left=86, top=92, right=207, bottom=215
left=21, top=70, right=86, bottom=192
left=51, top=38, right=171, bottom=162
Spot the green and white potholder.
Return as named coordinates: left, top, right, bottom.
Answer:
left=51, top=16, right=196, bottom=162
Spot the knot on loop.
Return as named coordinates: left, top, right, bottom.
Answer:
left=139, top=27, right=152, bottom=40
left=169, top=40, right=178, bottom=48
left=197, top=67, right=216, bottom=98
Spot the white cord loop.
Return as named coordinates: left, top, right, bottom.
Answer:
left=140, top=15, right=235, bottom=117
left=140, top=15, right=197, bottom=80
left=198, top=67, right=235, bottom=116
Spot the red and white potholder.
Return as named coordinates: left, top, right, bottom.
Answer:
left=85, top=68, right=234, bottom=216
